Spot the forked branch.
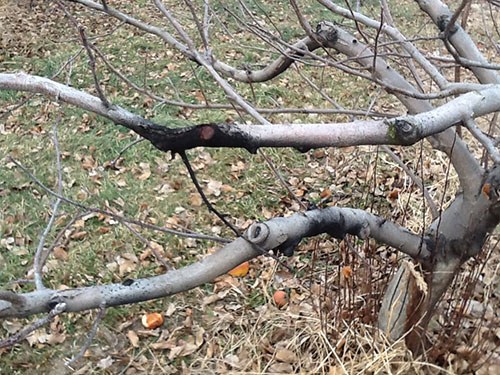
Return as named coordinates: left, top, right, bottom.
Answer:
left=0, top=206, right=434, bottom=319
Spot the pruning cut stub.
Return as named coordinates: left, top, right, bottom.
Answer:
left=315, top=21, right=338, bottom=47
left=245, top=223, right=270, bottom=245
left=199, top=125, right=215, bottom=140
left=437, top=15, right=458, bottom=34
left=393, top=119, right=420, bottom=145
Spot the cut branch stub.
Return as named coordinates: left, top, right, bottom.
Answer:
left=245, top=223, right=270, bottom=245
left=390, top=118, right=421, bottom=145
left=315, top=21, right=339, bottom=47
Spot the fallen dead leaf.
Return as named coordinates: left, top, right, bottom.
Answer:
left=70, top=231, right=87, bottom=240
left=275, top=348, right=297, bottom=363
left=53, top=247, right=68, bottom=260
left=341, top=266, right=353, bottom=278
left=228, top=261, right=250, bottom=277
left=141, top=313, right=164, bottom=329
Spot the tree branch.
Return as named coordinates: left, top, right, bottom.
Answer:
left=1, top=73, right=498, bottom=155
left=416, top=0, right=500, bottom=84
left=0, top=207, right=434, bottom=319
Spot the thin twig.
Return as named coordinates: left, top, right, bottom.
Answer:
left=258, top=149, right=308, bottom=211
left=111, top=137, right=146, bottom=167
left=40, top=210, right=85, bottom=267
left=33, top=104, right=64, bottom=290
left=65, top=305, right=107, bottom=366
left=343, top=0, right=370, bottom=44
left=180, top=151, right=240, bottom=236
left=80, top=185, right=173, bottom=270
left=381, top=146, right=439, bottom=219
left=464, top=118, right=500, bottom=164
left=0, top=303, right=66, bottom=349
left=56, top=0, right=110, bottom=107
left=372, top=8, right=384, bottom=78
left=8, top=156, right=230, bottom=243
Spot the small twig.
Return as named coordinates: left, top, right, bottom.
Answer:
left=111, top=137, right=145, bottom=167
left=8, top=156, right=230, bottom=243
left=380, top=0, right=395, bottom=27
left=343, top=0, right=370, bottom=44
left=6, top=279, right=34, bottom=286
left=482, top=112, right=499, bottom=168
left=381, top=146, right=439, bottom=219
left=227, top=98, right=307, bottom=212
left=122, top=221, right=173, bottom=270
left=65, top=305, right=107, bottom=366
left=0, top=303, right=66, bottom=349
left=56, top=0, right=111, bottom=107
left=80, top=186, right=173, bottom=271
left=442, top=0, right=472, bottom=68
left=33, top=102, right=64, bottom=290
left=258, top=149, right=308, bottom=211
left=184, top=0, right=209, bottom=52
left=464, top=118, right=500, bottom=164
left=202, top=0, right=212, bottom=49
left=40, top=210, right=85, bottom=267
left=290, top=0, right=315, bottom=38
left=180, top=151, right=240, bottom=236
left=343, top=237, right=374, bottom=269
left=189, top=64, right=210, bottom=105
left=445, top=0, right=470, bottom=39
left=372, top=8, right=384, bottom=77
left=53, top=21, right=125, bottom=44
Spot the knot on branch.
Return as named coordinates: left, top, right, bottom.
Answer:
left=391, top=119, right=421, bottom=145
left=48, top=294, right=66, bottom=311
left=245, top=223, right=270, bottom=245
left=315, top=21, right=338, bottom=47
left=437, top=15, right=458, bottom=35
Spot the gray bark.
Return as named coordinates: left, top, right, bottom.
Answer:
left=1, top=207, right=432, bottom=318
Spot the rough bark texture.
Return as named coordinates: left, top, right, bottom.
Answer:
left=0, top=207, right=434, bottom=318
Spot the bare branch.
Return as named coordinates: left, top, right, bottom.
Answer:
left=2, top=73, right=498, bottom=154
left=0, top=303, right=66, bottom=349
left=7, top=155, right=230, bottom=243
left=0, top=207, right=434, bottom=319
left=65, top=305, right=106, bottom=366
left=416, top=0, right=500, bottom=84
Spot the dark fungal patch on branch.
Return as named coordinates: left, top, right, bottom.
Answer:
left=117, top=121, right=259, bottom=154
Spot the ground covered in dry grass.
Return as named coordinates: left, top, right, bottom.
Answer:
left=0, top=1, right=499, bottom=374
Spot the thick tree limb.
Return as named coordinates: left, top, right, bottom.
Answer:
left=415, top=0, right=500, bottom=84
left=1, top=73, right=499, bottom=155
left=323, top=24, right=484, bottom=196
left=0, top=207, right=433, bottom=319
left=71, top=0, right=327, bottom=83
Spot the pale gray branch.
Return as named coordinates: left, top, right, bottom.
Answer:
left=0, top=207, right=433, bottom=319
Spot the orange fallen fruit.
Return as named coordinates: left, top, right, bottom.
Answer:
left=273, top=290, right=288, bottom=308
left=228, top=261, right=250, bottom=277
left=141, top=312, right=164, bottom=329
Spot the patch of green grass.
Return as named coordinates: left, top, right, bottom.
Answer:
left=0, top=0, right=455, bottom=372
